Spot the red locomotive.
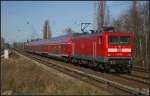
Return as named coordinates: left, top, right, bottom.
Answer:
left=24, top=30, right=133, bottom=73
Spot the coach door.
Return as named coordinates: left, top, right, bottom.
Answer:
left=72, top=43, right=75, bottom=55
left=92, top=42, right=96, bottom=60
left=99, top=36, right=103, bottom=56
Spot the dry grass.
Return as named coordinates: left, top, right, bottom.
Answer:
left=1, top=51, right=110, bottom=95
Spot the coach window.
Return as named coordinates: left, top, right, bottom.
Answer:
left=61, top=45, right=65, bottom=50
left=99, top=36, right=102, bottom=44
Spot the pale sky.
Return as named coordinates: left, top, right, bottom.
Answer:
left=1, top=1, right=133, bottom=44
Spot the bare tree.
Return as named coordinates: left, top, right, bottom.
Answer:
left=110, top=1, right=149, bottom=67
left=145, top=1, right=149, bottom=67
left=43, top=20, right=52, bottom=39
left=112, top=19, right=122, bottom=32
left=129, top=1, right=144, bottom=63
left=1, top=37, right=5, bottom=50
left=64, top=27, right=74, bottom=35
left=97, top=1, right=106, bottom=31
left=93, top=1, right=98, bottom=31
left=139, top=1, right=149, bottom=67
left=112, top=1, right=149, bottom=67
left=105, top=7, right=110, bottom=26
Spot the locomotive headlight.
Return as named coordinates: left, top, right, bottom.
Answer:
left=108, top=48, right=117, bottom=52
left=122, top=48, right=131, bottom=52
left=110, top=61, right=113, bottom=64
left=129, top=61, right=131, bottom=65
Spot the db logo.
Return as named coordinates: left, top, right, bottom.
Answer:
left=117, top=48, right=122, bottom=52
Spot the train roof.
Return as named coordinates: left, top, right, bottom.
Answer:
left=27, top=34, right=72, bottom=46
left=49, top=34, right=72, bottom=42
left=98, top=31, right=132, bottom=36
left=26, top=32, right=132, bottom=46
left=71, top=31, right=132, bottom=39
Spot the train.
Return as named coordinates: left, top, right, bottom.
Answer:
left=24, top=30, right=133, bottom=73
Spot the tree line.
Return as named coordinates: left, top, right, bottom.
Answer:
left=112, top=1, right=149, bottom=67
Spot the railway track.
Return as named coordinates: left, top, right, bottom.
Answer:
left=130, top=71, right=149, bottom=80
left=15, top=49, right=149, bottom=95
left=133, top=66, right=149, bottom=73
left=134, top=66, right=148, bottom=71
left=116, top=74, right=149, bottom=85
left=113, top=70, right=149, bottom=85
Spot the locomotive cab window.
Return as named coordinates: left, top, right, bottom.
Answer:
left=99, top=36, right=102, bottom=44
left=120, top=36, right=130, bottom=44
left=108, top=36, right=119, bottom=44
left=108, top=36, right=130, bottom=44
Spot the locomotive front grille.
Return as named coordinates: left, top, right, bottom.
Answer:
left=109, top=59, right=130, bottom=64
